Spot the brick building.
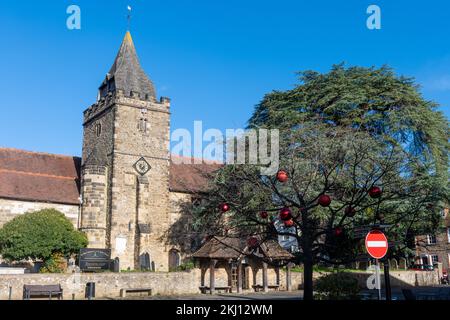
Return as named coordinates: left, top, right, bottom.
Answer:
left=415, top=208, right=450, bottom=272
left=0, top=32, right=219, bottom=271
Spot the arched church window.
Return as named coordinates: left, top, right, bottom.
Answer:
left=95, top=123, right=102, bottom=137
left=168, top=249, right=181, bottom=271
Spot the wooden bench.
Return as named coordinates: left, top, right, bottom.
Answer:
left=120, top=288, right=152, bottom=298
left=252, top=285, right=280, bottom=292
left=23, top=285, right=63, bottom=300
left=199, top=286, right=231, bottom=294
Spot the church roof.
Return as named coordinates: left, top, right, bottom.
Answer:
left=0, top=148, right=81, bottom=205
left=0, top=148, right=218, bottom=205
left=169, top=156, right=222, bottom=194
left=100, top=31, right=156, bottom=100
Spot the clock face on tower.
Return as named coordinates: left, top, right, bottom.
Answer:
left=133, top=157, right=151, bottom=176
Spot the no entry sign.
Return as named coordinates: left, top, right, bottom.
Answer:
left=365, top=230, right=388, bottom=259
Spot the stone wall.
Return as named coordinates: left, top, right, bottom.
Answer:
left=0, top=270, right=201, bottom=300
left=0, top=198, right=79, bottom=228
left=168, top=191, right=200, bottom=260
left=0, top=269, right=440, bottom=300
left=310, top=270, right=440, bottom=289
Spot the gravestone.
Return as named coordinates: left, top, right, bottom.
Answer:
left=112, top=257, right=120, bottom=272
left=140, top=253, right=151, bottom=271
left=399, top=257, right=407, bottom=270
left=359, top=261, right=369, bottom=270
left=390, top=259, right=398, bottom=270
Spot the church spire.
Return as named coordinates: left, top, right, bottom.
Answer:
left=98, top=31, right=156, bottom=101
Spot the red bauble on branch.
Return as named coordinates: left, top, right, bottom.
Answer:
left=345, top=206, right=356, bottom=217
left=284, top=219, right=294, bottom=227
left=368, top=186, right=382, bottom=199
left=334, top=227, right=343, bottom=237
left=219, top=203, right=230, bottom=212
left=279, top=207, right=292, bottom=221
left=318, top=194, right=332, bottom=207
left=247, top=237, right=259, bottom=248
left=260, top=211, right=269, bottom=219
left=276, top=170, right=289, bottom=183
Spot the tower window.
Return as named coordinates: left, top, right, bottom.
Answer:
left=138, top=118, right=149, bottom=133
left=95, top=123, right=102, bottom=137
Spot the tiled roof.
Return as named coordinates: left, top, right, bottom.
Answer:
left=0, top=148, right=219, bottom=205
left=169, top=156, right=222, bottom=193
left=0, top=148, right=81, bottom=205
left=191, top=236, right=294, bottom=260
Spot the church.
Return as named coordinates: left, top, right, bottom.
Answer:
left=0, top=31, right=219, bottom=271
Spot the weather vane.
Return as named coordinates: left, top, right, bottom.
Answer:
left=127, top=5, right=132, bottom=31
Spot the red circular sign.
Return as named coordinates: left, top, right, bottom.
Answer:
left=365, top=229, right=388, bottom=259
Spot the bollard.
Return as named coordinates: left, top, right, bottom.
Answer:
left=85, top=282, right=96, bottom=300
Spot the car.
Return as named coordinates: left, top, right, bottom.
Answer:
left=409, top=264, right=434, bottom=271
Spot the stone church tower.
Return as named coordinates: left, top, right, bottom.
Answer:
left=80, top=32, right=171, bottom=271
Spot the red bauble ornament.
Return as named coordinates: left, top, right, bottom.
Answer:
left=276, top=170, right=289, bottom=183
left=219, top=203, right=230, bottom=212
left=368, top=186, right=382, bottom=199
left=318, top=194, right=332, bottom=207
left=334, top=227, right=343, bottom=236
left=247, top=237, right=259, bottom=248
left=284, top=219, right=294, bottom=227
left=345, top=206, right=356, bottom=217
left=260, top=211, right=269, bottom=219
left=279, top=207, right=292, bottom=221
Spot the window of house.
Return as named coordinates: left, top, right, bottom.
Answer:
left=95, top=123, right=102, bottom=137
left=431, top=255, right=439, bottom=264
left=427, top=234, right=437, bottom=245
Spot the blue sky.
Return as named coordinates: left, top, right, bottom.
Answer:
left=0, top=0, right=449, bottom=157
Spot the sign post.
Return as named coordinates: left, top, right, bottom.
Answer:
left=365, top=230, right=388, bottom=300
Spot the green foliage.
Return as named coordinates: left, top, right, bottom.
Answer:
left=249, top=64, right=449, bottom=179
left=0, top=209, right=88, bottom=263
left=315, top=272, right=360, bottom=300
left=39, top=252, right=68, bottom=273
left=171, top=260, right=196, bottom=272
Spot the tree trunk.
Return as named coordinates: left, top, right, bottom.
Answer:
left=303, top=257, right=314, bottom=301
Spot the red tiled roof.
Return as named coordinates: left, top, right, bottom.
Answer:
left=0, top=148, right=81, bottom=205
left=0, top=148, right=220, bottom=205
left=169, top=155, right=222, bottom=193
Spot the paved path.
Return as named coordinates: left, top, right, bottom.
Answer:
left=116, top=291, right=303, bottom=300
left=115, top=286, right=450, bottom=300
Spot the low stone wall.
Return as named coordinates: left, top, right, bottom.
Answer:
left=348, top=270, right=439, bottom=288
left=0, top=269, right=439, bottom=300
left=0, top=270, right=202, bottom=300
left=309, top=270, right=439, bottom=288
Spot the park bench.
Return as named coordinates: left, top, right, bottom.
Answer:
left=23, top=285, right=63, bottom=300
left=252, top=284, right=280, bottom=292
left=120, top=287, right=152, bottom=298
left=199, top=286, right=231, bottom=294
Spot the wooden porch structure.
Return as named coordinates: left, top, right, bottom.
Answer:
left=192, top=236, right=294, bottom=294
